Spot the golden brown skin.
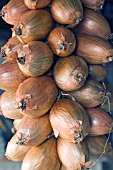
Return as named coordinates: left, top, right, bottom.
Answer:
left=86, top=108, right=113, bottom=136
left=14, top=10, right=53, bottom=43
left=81, top=0, right=105, bottom=10
left=0, top=0, right=29, bottom=25
left=57, top=138, right=89, bottom=170
left=48, top=27, right=76, bottom=57
left=66, top=79, right=105, bottom=108
left=72, top=9, right=111, bottom=39
left=16, top=76, right=58, bottom=118
left=16, top=114, right=52, bottom=146
left=54, top=55, right=88, bottom=91
left=1, top=91, right=23, bottom=119
left=0, top=60, right=26, bottom=91
left=21, top=138, right=61, bottom=170
left=24, top=0, right=51, bottom=9
left=88, top=64, right=106, bottom=82
left=76, top=34, right=113, bottom=64
left=51, top=0, right=83, bottom=27
left=5, top=133, right=30, bottom=162
left=17, top=41, right=53, bottom=77
left=50, top=99, right=90, bottom=143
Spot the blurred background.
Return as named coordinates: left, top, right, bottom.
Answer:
left=0, top=0, right=113, bottom=170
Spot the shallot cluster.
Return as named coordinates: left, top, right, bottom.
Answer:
left=0, top=0, right=113, bottom=169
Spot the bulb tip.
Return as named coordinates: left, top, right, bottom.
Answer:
left=109, top=33, right=113, bottom=43
left=17, top=57, right=25, bottom=65
left=58, top=43, right=66, bottom=51
left=108, top=56, right=113, bottom=62
left=75, top=17, right=82, bottom=23
left=1, top=47, right=6, bottom=57
left=100, top=4, right=104, bottom=10
left=77, top=76, right=85, bottom=84
left=18, top=99, right=26, bottom=111
left=14, top=27, right=22, bottom=36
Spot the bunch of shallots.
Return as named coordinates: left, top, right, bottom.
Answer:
left=0, top=0, right=113, bottom=169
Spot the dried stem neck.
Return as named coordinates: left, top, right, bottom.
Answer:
left=75, top=17, right=81, bottom=24
left=0, top=10, right=4, bottom=17
left=77, top=75, right=85, bottom=84
left=17, top=56, right=25, bottom=65
left=58, top=43, right=66, bottom=51
left=14, top=27, right=22, bottom=36
left=16, top=134, right=27, bottom=145
left=109, top=33, right=113, bottom=43
left=18, top=99, right=26, bottom=111
left=74, top=131, right=83, bottom=143
left=99, top=4, right=104, bottom=10
left=107, top=55, right=113, bottom=62
left=1, top=47, right=6, bottom=57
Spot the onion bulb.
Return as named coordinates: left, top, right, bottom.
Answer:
left=1, top=91, right=23, bottom=119
left=88, top=64, right=106, bottom=82
left=50, top=99, right=90, bottom=143
left=21, top=137, right=61, bottom=170
left=81, top=0, right=105, bottom=10
left=86, top=108, right=113, bottom=136
left=48, top=26, right=76, bottom=57
left=16, top=114, right=52, bottom=146
left=0, top=60, right=26, bottom=91
left=5, top=133, right=30, bottom=162
left=65, top=79, right=106, bottom=108
left=14, top=10, right=53, bottom=43
left=1, top=36, right=22, bottom=60
left=57, top=137, right=90, bottom=170
left=54, top=55, right=88, bottom=91
left=16, top=41, right=53, bottom=77
left=24, top=0, right=51, bottom=9
left=76, top=34, right=113, bottom=64
left=72, top=9, right=111, bottom=40
left=51, top=0, right=83, bottom=27
left=16, top=76, right=58, bottom=118
left=0, top=0, right=29, bottom=25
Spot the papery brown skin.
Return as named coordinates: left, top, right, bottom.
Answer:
left=1, top=36, right=22, bottom=60
left=13, top=119, right=22, bottom=131
left=0, top=0, right=29, bottom=25
left=16, top=114, right=52, bottom=146
left=50, top=99, right=90, bottom=143
left=24, top=0, right=51, bottom=9
left=16, top=76, right=58, bottom=118
left=51, top=0, right=83, bottom=27
left=88, top=64, right=106, bottom=82
left=86, top=135, right=112, bottom=157
left=54, top=55, right=88, bottom=91
left=57, top=137, right=89, bottom=170
left=14, top=10, right=53, bottom=43
left=0, top=60, right=26, bottom=91
left=99, top=83, right=113, bottom=112
left=66, top=79, right=105, bottom=108
left=75, top=34, right=113, bottom=64
left=72, top=9, right=111, bottom=40
left=86, top=108, right=113, bottom=136
left=1, top=91, right=23, bottom=119
left=5, top=133, right=30, bottom=162
left=17, top=41, right=53, bottom=77
left=48, top=27, right=76, bottom=57
left=81, top=0, right=105, bottom=10
left=21, top=137, right=61, bottom=170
